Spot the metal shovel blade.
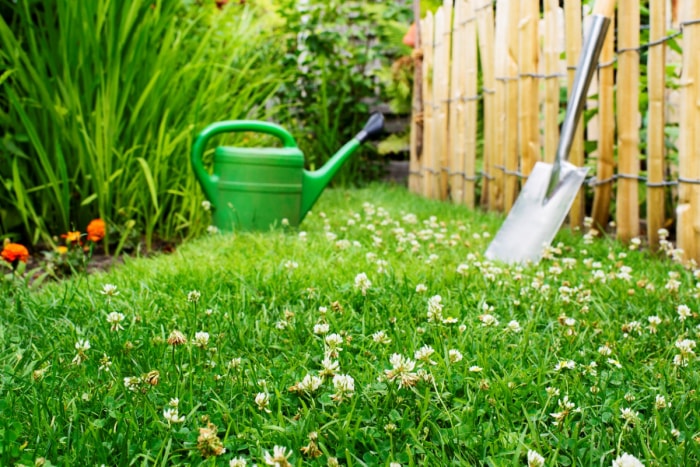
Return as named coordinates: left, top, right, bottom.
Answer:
left=484, top=161, right=589, bottom=264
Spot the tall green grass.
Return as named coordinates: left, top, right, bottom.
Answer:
left=0, top=0, right=290, bottom=248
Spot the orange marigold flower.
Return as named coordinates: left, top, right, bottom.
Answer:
left=1, top=243, right=30, bottom=264
left=62, top=231, right=82, bottom=244
left=86, top=219, right=106, bottom=242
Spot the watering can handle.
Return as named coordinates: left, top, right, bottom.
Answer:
left=191, top=120, right=299, bottom=203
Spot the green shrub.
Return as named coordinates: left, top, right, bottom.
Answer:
left=0, top=0, right=290, bottom=249
left=273, top=0, right=413, bottom=185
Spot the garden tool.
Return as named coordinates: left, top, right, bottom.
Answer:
left=191, top=113, right=384, bottom=231
left=485, top=0, right=615, bottom=264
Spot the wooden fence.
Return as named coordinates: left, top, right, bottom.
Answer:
left=409, top=0, right=700, bottom=262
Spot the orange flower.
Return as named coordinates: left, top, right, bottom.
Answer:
left=86, top=219, right=106, bottom=242
left=1, top=243, right=30, bottom=264
left=62, top=231, right=82, bottom=244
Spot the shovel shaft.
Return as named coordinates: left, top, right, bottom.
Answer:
left=546, top=13, right=611, bottom=199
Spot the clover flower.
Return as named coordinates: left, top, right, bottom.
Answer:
left=72, top=339, right=90, bottom=365
left=319, top=356, right=339, bottom=378
left=187, top=290, right=201, bottom=303
left=427, top=295, right=444, bottom=323
left=106, top=312, right=126, bottom=331
left=554, top=360, right=576, bottom=371
left=100, top=284, right=119, bottom=297
left=229, top=458, right=248, bottom=467
left=167, top=330, right=187, bottom=346
left=677, top=304, right=692, bottom=322
left=527, top=449, right=545, bottom=467
left=193, top=331, right=210, bottom=348
left=255, top=392, right=271, bottom=413
left=550, top=396, right=577, bottom=426
left=197, top=422, right=226, bottom=458
left=325, top=333, right=344, bottom=358
left=264, top=445, right=292, bottom=467
left=384, top=353, right=419, bottom=389
left=414, top=345, right=437, bottom=365
left=647, top=316, right=661, bottom=333
left=654, top=394, right=670, bottom=410
left=354, top=273, right=372, bottom=296
left=448, top=349, right=463, bottom=363
left=294, top=374, right=323, bottom=394
left=611, top=452, right=644, bottom=467
left=506, top=320, right=522, bottom=333
left=372, top=330, right=392, bottom=344
left=331, top=373, right=355, bottom=402
left=163, top=408, right=185, bottom=425
left=478, top=313, right=499, bottom=327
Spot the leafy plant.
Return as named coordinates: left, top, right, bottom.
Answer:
left=273, top=0, right=413, bottom=185
left=0, top=0, right=291, bottom=249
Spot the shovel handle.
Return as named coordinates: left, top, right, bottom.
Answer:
left=593, top=0, right=615, bottom=18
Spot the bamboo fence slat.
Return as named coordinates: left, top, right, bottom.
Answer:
left=408, top=0, right=423, bottom=195
left=492, top=0, right=510, bottom=211
left=463, top=0, right=478, bottom=207
left=518, top=0, right=539, bottom=177
left=677, top=2, right=700, bottom=261
left=476, top=1, right=495, bottom=208
left=616, top=0, right=640, bottom=242
left=433, top=1, right=452, bottom=200
left=503, top=1, right=520, bottom=212
left=421, top=11, right=434, bottom=199
left=565, top=0, right=584, bottom=229
left=448, top=0, right=467, bottom=204
left=542, top=0, right=560, bottom=164
left=646, top=0, right=666, bottom=248
left=429, top=6, right=445, bottom=199
left=591, top=7, right=615, bottom=230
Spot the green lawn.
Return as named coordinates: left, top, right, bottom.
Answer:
left=1, top=184, right=698, bottom=466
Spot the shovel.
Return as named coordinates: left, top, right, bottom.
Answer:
left=485, top=0, right=615, bottom=264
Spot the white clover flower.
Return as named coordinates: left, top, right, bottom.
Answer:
left=123, top=376, right=140, bottom=392
left=319, top=356, right=340, bottom=378
left=384, top=353, right=419, bottom=389
left=414, top=345, right=437, bottom=365
left=75, top=339, right=91, bottom=352
left=331, top=374, right=355, bottom=402
left=607, top=358, right=622, bottom=368
left=647, top=315, right=662, bottom=333
left=193, top=331, right=210, bottom=348
left=163, top=408, right=185, bottom=424
left=264, top=445, right=292, bottom=466
left=313, top=323, right=330, bottom=335
left=545, top=386, right=560, bottom=397
left=427, top=295, right=444, bottom=323
left=354, top=273, right=372, bottom=296
left=598, top=345, right=613, bottom=356
left=100, top=284, right=119, bottom=297
left=554, top=360, right=576, bottom=371
left=297, top=374, right=323, bottom=394
left=550, top=396, right=576, bottom=426
left=169, top=398, right=180, bottom=408
left=372, top=330, right=392, bottom=344
left=611, top=452, right=645, bottom=467
left=620, top=407, right=639, bottom=425
left=469, top=365, right=483, bottom=373
left=187, top=290, right=201, bottom=303
left=206, top=225, right=219, bottom=234
left=106, top=311, right=126, bottom=332
left=527, top=449, right=545, bottom=467
left=229, top=457, right=248, bottom=467
left=255, top=392, right=271, bottom=413
left=506, top=320, right=522, bottom=333
left=448, top=349, right=463, bottom=363
left=479, top=313, right=499, bottom=327
left=677, top=304, right=692, bottom=322
left=283, top=260, right=298, bottom=270
left=456, top=263, right=469, bottom=275
left=654, top=394, right=669, bottom=410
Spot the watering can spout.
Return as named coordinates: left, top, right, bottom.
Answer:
left=300, top=113, right=384, bottom=219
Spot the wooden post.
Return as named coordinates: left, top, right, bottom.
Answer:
left=463, top=0, right=478, bottom=207
left=590, top=6, right=615, bottom=230
left=409, top=0, right=424, bottom=195
left=646, top=0, right=666, bottom=249
left=449, top=0, right=467, bottom=204
left=676, top=1, right=700, bottom=262
left=518, top=0, right=540, bottom=177
left=616, top=0, right=640, bottom=242
left=542, top=0, right=560, bottom=164
left=565, top=0, right=585, bottom=229
left=421, top=12, right=435, bottom=199
left=493, top=0, right=513, bottom=211
left=503, top=1, right=519, bottom=212
left=476, top=1, right=496, bottom=209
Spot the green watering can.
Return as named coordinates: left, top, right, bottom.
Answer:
left=191, top=113, right=384, bottom=231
